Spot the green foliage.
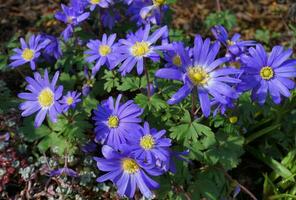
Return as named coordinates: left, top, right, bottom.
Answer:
left=255, top=29, right=281, bottom=44
left=102, top=69, right=120, bottom=92
left=0, top=80, right=20, bottom=112
left=205, top=10, right=237, bottom=30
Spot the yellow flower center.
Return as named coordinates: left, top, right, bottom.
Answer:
left=67, top=16, right=74, bottom=24
left=66, top=97, right=74, bottom=105
left=260, top=66, right=274, bottom=80
left=172, top=55, right=182, bottom=66
left=131, top=42, right=150, bottom=57
left=90, top=0, right=101, bottom=4
left=140, top=134, right=155, bottom=150
left=229, top=116, right=238, bottom=124
left=187, top=67, right=209, bottom=86
left=153, top=0, right=166, bottom=6
left=38, top=88, right=54, bottom=108
left=99, top=45, right=111, bottom=56
left=108, top=116, right=119, bottom=128
left=227, top=40, right=235, bottom=46
left=22, top=48, right=35, bottom=61
left=122, top=158, right=139, bottom=174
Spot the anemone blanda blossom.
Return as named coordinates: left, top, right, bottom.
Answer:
left=163, top=42, right=191, bottom=69
left=88, top=0, right=113, bottom=10
left=101, top=9, right=121, bottom=30
left=128, top=0, right=168, bottom=26
left=60, top=91, right=81, bottom=112
left=18, top=70, right=63, bottom=127
left=239, top=44, right=296, bottom=104
left=118, top=24, right=170, bottom=75
left=156, top=35, right=242, bottom=117
left=85, top=34, right=121, bottom=75
left=211, top=25, right=255, bottom=61
left=41, top=34, right=62, bottom=60
left=55, top=4, right=89, bottom=41
left=94, top=145, right=163, bottom=198
left=93, top=94, right=143, bottom=147
left=50, top=167, right=78, bottom=177
left=140, top=0, right=169, bottom=25
left=128, top=122, right=171, bottom=164
left=9, top=35, right=50, bottom=70
left=71, top=0, right=89, bottom=13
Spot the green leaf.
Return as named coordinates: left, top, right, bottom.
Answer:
left=59, top=73, right=76, bottom=91
left=102, top=70, right=120, bottom=92
left=82, top=96, right=99, bottom=114
left=20, top=117, right=51, bottom=142
left=37, top=132, right=70, bottom=155
left=247, top=146, right=294, bottom=180
left=117, top=76, right=145, bottom=92
left=134, top=94, right=167, bottom=111
left=205, top=10, right=237, bottom=30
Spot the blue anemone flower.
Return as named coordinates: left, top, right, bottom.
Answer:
left=55, top=4, right=90, bottom=41
left=50, top=167, right=78, bottom=177
left=94, top=145, right=163, bottom=198
left=118, top=24, right=169, bottom=75
left=239, top=44, right=296, bottom=104
left=128, top=122, right=172, bottom=164
left=88, top=0, right=113, bottom=10
left=211, top=25, right=255, bottom=61
left=85, top=34, right=121, bottom=75
left=93, top=94, right=143, bottom=148
left=9, top=35, right=50, bottom=70
left=60, top=91, right=81, bottom=112
left=18, top=70, right=63, bottom=127
left=156, top=35, right=241, bottom=117
left=163, top=41, right=191, bottom=69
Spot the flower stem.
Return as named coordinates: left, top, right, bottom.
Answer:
left=191, top=88, right=197, bottom=117
left=144, top=67, right=151, bottom=101
left=216, top=0, right=221, bottom=12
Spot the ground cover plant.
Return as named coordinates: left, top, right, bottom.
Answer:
left=1, top=0, right=296, bottom=199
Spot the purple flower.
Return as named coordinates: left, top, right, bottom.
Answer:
left=9, top=35, right=50, bottom=70
left=139, top=0, right=169, bottom=25
left=82, top=141, right=97, bottom=153
left=156, top=35, right=241, bottom=117
left=50, top=167, right=78, bottom=177
left=85, top=34, right=121, bottom=75
left=118, top=24, right=170, bottom=75
left=128, top=122, right=171, bottom=164
left=71, top=0, right=89, bottom=13
left=239, top=44, right=296, bottom=104
left=163, top=42, right=191, bottom=69
left=60, top=91, right=81, bottom=112
left=211, top=25, right=255, bottom=61
left=41, top=34, right=62, bottom=60
left=94, top=145, right=162, bottom=198
left=101, top=9, right=120, bottom=30
left=124, top=0, right=134, bottom=5
left=88, top=0, right=113, bottom=11
left=211, top=97, right=235, bottom=116
left=18, top=70, right=63, bottom=127
left=93, top=94, right=143, bottom=148
left=128, top=0, right=168, bottom=26
left=0, top=132, right=10, bottom=141
left=82, top=67, right=94, bottom=96
left=55, top=4, right=90, bottom=41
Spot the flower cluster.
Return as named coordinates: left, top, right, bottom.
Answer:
left=93, top=95, right=175, bottom=198
left=18, top=70, right=81, bottom=127
left=9, top=0, right=296, bottom=199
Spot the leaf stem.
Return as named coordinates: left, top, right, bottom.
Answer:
left=245, top=124, right=281, bottom=144
left=223, top=170, right=258, bottom=200
left=191, top=88, right=197, bottom=117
